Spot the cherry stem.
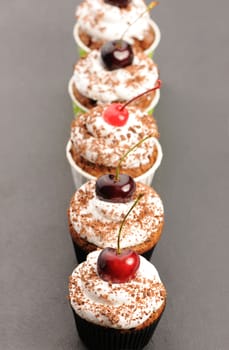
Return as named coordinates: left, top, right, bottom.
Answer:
left=117, top=193, right=144, bottom=254
left=120, top=79, right=161, bottom=111
left=115, top=133, right=154, bottom=181
left=121, top=1, right=159, bottom=40
left=114, top=79, right=161, bottom=181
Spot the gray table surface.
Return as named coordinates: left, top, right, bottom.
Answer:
left=1, top=1, right=229, bottom=349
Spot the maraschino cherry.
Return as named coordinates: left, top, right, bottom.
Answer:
left=103, top=79, right=162, bottom=127
left=103, top=103, right=129, bottom=127
left=97, top=194, right=143, bottom=283
left=104, top=0, right=130, bottom=9
left=95, top=133, right=154, bottom=203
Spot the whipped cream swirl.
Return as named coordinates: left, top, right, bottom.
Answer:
left=76, top=0, right=152, bottom=44
left=69, top=180, right=164, bottom=248
left=69, top=250, right=166, bottom=329
left=72, top=49, right=158, bottom=103
left=71, top=105, right=159, bottom=169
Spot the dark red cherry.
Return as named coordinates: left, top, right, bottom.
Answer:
left=103, top=103, right=129, bottom=126
left=101, top=40, right=134, bottom=71
left=104, top=0, right=130, bottom=8
left=97, top=247, right=140, bottom=283
left=96, top=174, right=136, bottom=203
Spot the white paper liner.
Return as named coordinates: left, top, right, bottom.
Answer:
left=66, top=137, right=163, bottom=188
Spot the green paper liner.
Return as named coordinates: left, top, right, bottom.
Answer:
left=72, top=100, right=88, bottom=116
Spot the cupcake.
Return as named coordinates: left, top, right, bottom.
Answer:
left=74, top=0, right=161, bottom=58
left=68, top=45, right=160, bottom=115
left=68, top=179, right=164, bottom=262
left=69, top=250, right=167, bottom=350
left=66, top=103, right=163, bottom=188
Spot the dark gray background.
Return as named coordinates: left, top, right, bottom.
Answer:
left=1, top=1, right=229, bottom=349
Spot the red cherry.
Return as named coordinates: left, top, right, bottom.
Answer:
left=96, top=173, right=136, bottom=203
left=103, top=80, right=162, bottom=127
left=103, top=103, right=129, bottom=126
left=97, top=247, right=140, bottom=283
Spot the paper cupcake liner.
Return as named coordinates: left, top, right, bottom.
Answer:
left=68, top=76, right=160, bottom=117
left=73, top=19, right=161, bottom=58
left=66, top=137, right=163, bottom=189
left=142, top=246, right=156, bottom=261
left=67, top=78, right=88, bottom=116
left=71, top=306, right=164, bottom=350
left=71, top=239, right=88, bottom=264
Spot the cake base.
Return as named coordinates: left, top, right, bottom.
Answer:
left=78, top=24, right=155, bottom=52
left=73, top=19, right=161, bottom=58
left=70, top=145, right=158, bottom=179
